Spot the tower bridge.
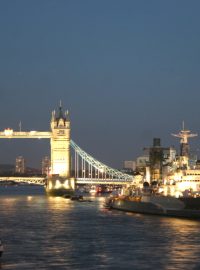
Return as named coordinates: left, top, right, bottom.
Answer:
left=0, top=105, right=134, bottom=195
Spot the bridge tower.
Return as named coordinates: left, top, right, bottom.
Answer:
left=46, top=104, right=75, bottom=196
left=50, top=104, right=71, bottom=177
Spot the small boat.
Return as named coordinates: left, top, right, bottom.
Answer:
left=0, top=239, right=3, bottom=257
left=70, top=195, right=92, bottom=202
left=63, top=194, right=71, bottom=199
left=70, top=195, right=83, bottom=201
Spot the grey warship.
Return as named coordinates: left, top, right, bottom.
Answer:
left=107, top=192, right=200, bottom=219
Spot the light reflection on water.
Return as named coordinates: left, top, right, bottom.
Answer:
left=0, top=186, right=200, bottom=269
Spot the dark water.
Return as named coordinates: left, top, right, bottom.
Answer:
left=0, top=186, right=200, bottom=270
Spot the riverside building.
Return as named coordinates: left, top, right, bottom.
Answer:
left=15, top=156, right=25, bottom=174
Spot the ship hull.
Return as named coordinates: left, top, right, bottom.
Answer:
left=179, top=197, right=200, bottom=209
left=108, top=198, right=200, bottom=219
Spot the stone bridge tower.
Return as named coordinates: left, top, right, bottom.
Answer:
left=50, top=105, right=71, bottom=177
left=46, top=104, right=75, bottom=196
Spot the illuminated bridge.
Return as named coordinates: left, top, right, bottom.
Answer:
left=0, top=140, right=133, bottom=186
left=71, top=140, right=133, bottom=185
left=0, top=104, right=134, bottom=193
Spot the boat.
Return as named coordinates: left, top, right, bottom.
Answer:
left=128, top=126, right=200, bottom=209
left=106, top=188, right=200, bottom=219
left=70, top=195, right=83, bottom=201
left=0, top=239, right=3, bottom=257
left=70, top=195, right=92, bottom=202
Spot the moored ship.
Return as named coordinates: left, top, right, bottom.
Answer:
left=130, top=124, right=200, bottom=211
left=106, top=191, right=200, bottom=219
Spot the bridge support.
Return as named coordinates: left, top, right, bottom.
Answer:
left=46, top=175, right=76, bottom=196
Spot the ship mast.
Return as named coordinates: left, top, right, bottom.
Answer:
left=172, top=121, right=197, bottom=157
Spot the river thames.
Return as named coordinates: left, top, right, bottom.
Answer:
left=0, top=186, right=200, bottom=270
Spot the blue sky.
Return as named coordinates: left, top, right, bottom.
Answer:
left=0, top=0, right=200, bottom=169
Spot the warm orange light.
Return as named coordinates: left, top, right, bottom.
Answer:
left=64, top=180, right=69, bottom=189
left=4, top=128, right=13, bottom=136
left=49, top=181, right=53, bottom=190
left=55, top=179, right=62, bottom=189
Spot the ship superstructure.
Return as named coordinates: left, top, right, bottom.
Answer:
left=172, top=121, right=197, bottom=169
left=162, top=123, right=200, bottom=197
left=135, top=123, right=200, bottom=198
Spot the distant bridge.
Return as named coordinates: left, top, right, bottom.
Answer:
left=0, top=176, right=46, bottom=185
left=0, top=176, right=129, bottom=186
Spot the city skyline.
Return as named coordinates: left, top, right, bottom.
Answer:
left=0, top=1, right=200, bottom=169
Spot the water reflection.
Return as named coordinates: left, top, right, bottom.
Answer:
left=156, top=218, right=200, bottom=269
left=47, top=196, right=75, bottom=211
left=0, top=187, right=200, bottom=269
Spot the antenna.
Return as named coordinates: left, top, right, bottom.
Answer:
left=172, top=123, right=197, bottom=144
left=59, top=100, right=62, bottom=108
left=182, top=120, right=185, bottom=131
left=19, top=121, right=22, bottom=132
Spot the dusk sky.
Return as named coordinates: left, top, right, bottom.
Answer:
left=0, top=0, right=200, bottom=169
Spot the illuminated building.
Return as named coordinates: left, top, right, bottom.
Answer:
left=123, top=161, right=136, bottom=171
left=15, top=156, right=25, bottom=174
left=136, top=156, right=149, bottom=171
left=42, top=156, right=50, bottom=176
left=143, top=138, right=176, bottom=182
